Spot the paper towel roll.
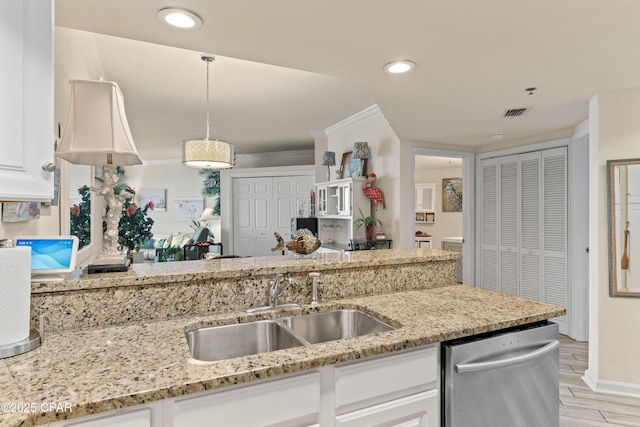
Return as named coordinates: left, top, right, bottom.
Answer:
left=0, top=246, right=31, bottom=345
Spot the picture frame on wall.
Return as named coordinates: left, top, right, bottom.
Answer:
left=138, top=188, right=166, bottom=211
left=442, top=178, right=463, bottom=212
left=174, top=197, right=204, bottom=222
left=2, top=202, right=41, bottom=222
left=340, top=151, right=367, bottom=178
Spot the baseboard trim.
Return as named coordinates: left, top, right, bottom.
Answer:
left=583, top=369, right=640, bottom=398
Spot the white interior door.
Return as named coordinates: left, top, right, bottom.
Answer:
left=480, top=147, right=569, bottom=335
left=499, top=155, right=519, bottom=296
left=273, top=175, right=314, bottom=238
left=520, top=152, right=542, bottom=302
left=480, top=158, right=499, bottom=292
left=232, top=175, right=314, bottom=257
left=542, top=147, right=568, bottom=331
left=233, top=178, right=272, bottom=257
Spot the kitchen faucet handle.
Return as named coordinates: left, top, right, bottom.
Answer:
left=308, top=272, right=322, bottom=305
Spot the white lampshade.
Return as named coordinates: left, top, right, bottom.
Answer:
left=183, top=139, right=234, bottom=169
left=199, top=208, right=219, bottom=221
left=182, top=56, right=235, bottom=169
left=56, top=80, right=141, bottom=166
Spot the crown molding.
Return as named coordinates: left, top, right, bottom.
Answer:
left=323, top=104, right=382, bottom=136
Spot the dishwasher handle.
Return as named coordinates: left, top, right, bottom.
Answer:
left=455, top=340, right=559, bottom=374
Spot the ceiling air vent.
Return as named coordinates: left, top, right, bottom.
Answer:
left=502, top=107, right=529, bottom=118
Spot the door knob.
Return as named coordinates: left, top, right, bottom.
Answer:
left=42, top=162, right=56, bottom=172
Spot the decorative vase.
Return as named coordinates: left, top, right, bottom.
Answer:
left=132, top=251, right=145, bottom=264
left=365, top=224, right=374, bottom=241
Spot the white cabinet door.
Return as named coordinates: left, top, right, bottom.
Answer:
left=172, top=372, right=321, bottom=427
left=335, top=390, right=439, bottom=427
left=337, top=182, right=351, bottom=215
left=316, top=184, right=328, bottom=216
left=51, top=408, right=153, bottom=427
left=415, top=184, right=436, bottom=212
left=335, top=346, right=438, bottom=413
left=0, top=0, right=54, bottom=201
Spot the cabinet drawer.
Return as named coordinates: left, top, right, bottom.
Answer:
left=335, top=389, right=439, bottom=427
left=335, top=346, right=438, bottom=411
left=52, top=408, right=152, bottom=427
left=173, top=372, right=321, bottom=427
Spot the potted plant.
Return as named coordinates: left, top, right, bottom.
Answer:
left=354, top=208, right=382, bottom=241
left=160, top=246, right=184, bottom=262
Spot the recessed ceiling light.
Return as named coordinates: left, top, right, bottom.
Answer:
left=383, top=60, right=416, bottom=74
left=491, top=132, right=505, bottom=140
left=158, top=8, right=202, bottom=29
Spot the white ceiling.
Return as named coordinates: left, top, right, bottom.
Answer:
left=55, top=0, right=640, bottom=161
left=416, top=156, right=463, bottom=170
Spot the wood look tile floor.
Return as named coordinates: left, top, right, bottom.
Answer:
left=560, top=335, right=640, bottom=426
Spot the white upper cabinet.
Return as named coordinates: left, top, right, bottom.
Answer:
left=0, top=0, right=54, bottom=201
left=316, top=177, right=368, bottom=218
left=415, top=184, right=436, bottom=212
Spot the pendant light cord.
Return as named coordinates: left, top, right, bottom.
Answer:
left=205, top=57, right=211, bottom=141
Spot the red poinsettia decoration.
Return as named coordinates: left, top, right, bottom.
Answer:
left=126, top=203, right=137, bottom=217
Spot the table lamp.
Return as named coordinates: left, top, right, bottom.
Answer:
left=56, top=79, right=142, bottom=267
left=352, top=142, right=370, bottom=177
left=199, top=208, right=219, bottom=233
left=321, top=151, right=335, bottom=181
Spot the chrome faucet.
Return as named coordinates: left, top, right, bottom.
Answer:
left=269, top=273, right=285, bottom=306
left=245, top=273, right=300, bottom=313
left=308, top=272, right=322, bottom=306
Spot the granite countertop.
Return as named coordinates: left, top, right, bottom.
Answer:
left=31, top=248, right=459, bottom=293
left=0, top=285, right=564, bottom=426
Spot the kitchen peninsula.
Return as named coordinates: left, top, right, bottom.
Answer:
left=0, top=249, right=564, bottom=426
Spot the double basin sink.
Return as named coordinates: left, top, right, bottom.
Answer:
left=186, top=309, right=394, bottom=362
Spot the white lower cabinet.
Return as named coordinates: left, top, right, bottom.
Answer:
left=49, top=405, right=159, bottom=427
left=47, top=345, right=439, bottom=427
left=170, top=371, right=321, bottom=427
left=334, top=346, right=439, bottom=427
left=335, top=390, right=439, bottom=427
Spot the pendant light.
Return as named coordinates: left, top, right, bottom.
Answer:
left=183, top=55, right=234, bottom=169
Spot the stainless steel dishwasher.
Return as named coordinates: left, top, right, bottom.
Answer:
left=442, top=322, right=559, bottom=427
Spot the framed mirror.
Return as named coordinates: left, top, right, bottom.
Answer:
left=607, top=158, right=640, bottom=297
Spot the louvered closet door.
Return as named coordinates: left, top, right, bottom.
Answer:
left=519, top=152, right=542, bottom=301
left=481, top=158, right=499, bottom=292
left=542, top=148, right=568, bottom=325
left=499, top=155, right=520, bottom=296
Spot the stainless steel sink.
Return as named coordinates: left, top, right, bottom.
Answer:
left=280, top=309, right=394, bottom=344
left=186, top=320, right=304, bottom=362
left=186, top=309, right=395, bottom=361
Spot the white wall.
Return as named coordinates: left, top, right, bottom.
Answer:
left=123, top=162, right=221, bottom=239
left=415, top=167, right=463, bottom=249
left=587, top=88, right=640, bottom=393
left=317, top=106, right=401, bottom=245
